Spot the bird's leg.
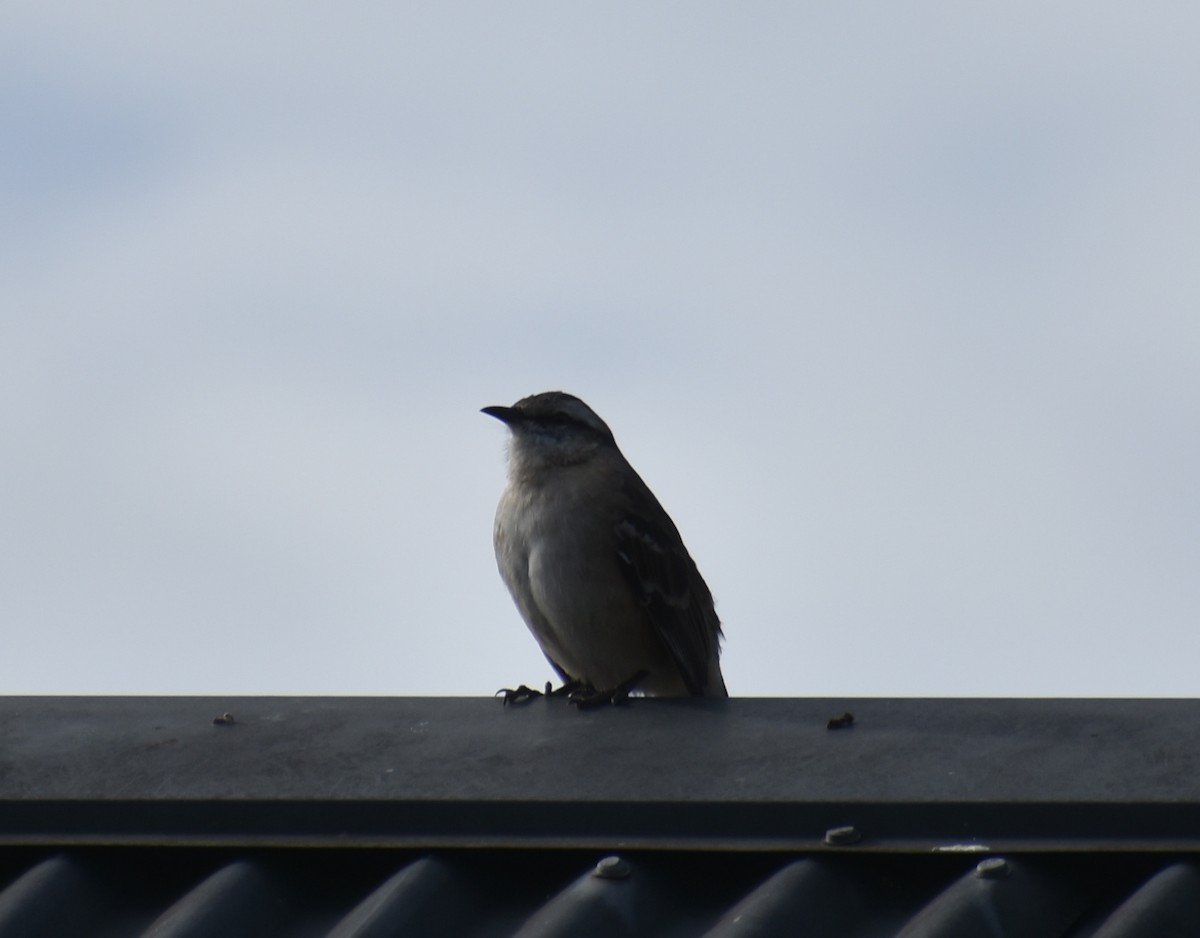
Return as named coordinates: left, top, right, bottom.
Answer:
left=496, top=684, right=544, bottom=706
left=606, top=669, right=649, bottom=705
left=569, top=670, right=649, bottom=709
left=545, top=679, right=584, bottom=698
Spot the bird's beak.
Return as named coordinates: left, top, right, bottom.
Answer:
left=481, top=405, right=519, bottom=425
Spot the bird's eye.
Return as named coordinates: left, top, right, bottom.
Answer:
left=535, top=412, right=578, bottom=431
left=531, top=410, right=607, bottom=441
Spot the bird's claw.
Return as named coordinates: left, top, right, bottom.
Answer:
left=499, top=676, right=640, bottom=708
left=567, top=687, right=614, bottom=709
left=568, top=670, right=648, bottom=709
left=496, top=684, right=544, bottom=706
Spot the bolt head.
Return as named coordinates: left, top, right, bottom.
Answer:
left=823, top=825, right=861, bottom=846
left=593, top=856, right=631, bottom=880
left=976, top=857, right=1012, bottom=879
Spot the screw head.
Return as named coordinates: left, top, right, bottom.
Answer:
left=976, top=857, right=1012, bottom=879
left=823, top=825, right=861, bottom=846
left=593, top=856, right=631, bottom=880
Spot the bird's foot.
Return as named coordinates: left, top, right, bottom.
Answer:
left=496, top=684, right=544, bottom=706
left=568, top=670, right=649, bottom=709
left=498, top=679, right=589, bottom=705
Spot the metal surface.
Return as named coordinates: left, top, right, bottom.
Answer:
left=3, top=697, right=1200, bottom=849
left=0, top=848, right=1191, bottom=938
left=3, top=697, right=1200, bottom=936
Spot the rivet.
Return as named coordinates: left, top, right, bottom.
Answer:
left=824, top=825, right=861, bottom=846
left=976, top=857, right=1011, bottom=879
left=593, top=856, right=631, bottom=880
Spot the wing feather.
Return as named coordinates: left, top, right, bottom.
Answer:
left=614, top=475, right=722, bottom=696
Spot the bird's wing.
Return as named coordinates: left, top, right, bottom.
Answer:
left=614, top=479, right=722, bottom=696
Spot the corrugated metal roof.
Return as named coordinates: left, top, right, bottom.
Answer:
left=3, top=847, right=1199, bottom=936
left=3, top=696, right=1200, bottom=936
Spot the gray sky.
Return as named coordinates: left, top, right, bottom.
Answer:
left=3, top=4, right=1198, bottom=697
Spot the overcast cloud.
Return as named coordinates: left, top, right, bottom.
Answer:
left=2, top=4, right=1198, bottom=696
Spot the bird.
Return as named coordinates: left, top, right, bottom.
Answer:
left=483, top=391, right=727, bottom=705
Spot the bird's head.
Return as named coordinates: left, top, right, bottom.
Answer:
left=483, top=391, right=617, bottom=475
